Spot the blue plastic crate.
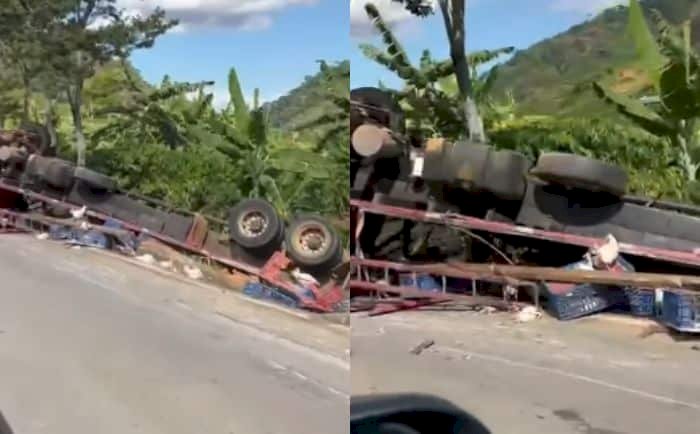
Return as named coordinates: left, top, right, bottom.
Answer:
left=661, top=290, right=700, bottom=333
left=399, top=274, right=441, bottom=293
left=622, top=288, right=656, bottom=317
left=243, top=282, right=299, bottom=309
left=546, top=285, right=625, bottom=321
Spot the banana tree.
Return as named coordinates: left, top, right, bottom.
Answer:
left=361, top=3, right=513, bottom=139
left=593, top=0, right=700, bottom=201
left=217, top=66, right=344, bottom=218
left=388, top=0, right=485, bottom=142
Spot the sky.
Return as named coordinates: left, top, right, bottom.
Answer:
left=121, top=0, right=629, bottom=108
left=121, top=0, right=350, bottom=109
left=350, top=0, right=626, bottom=88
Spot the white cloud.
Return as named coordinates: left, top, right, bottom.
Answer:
left=117, top=0, right=319, bottom=32
left=350, top=0, right=435, bottom=38
left=549, top=0, right=625, bottom=14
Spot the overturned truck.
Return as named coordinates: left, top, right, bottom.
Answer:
left=0, top=129, right=344, bottom=281
left=350, top=87, right=700, bottom=273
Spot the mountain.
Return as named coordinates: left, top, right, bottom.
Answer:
left=491, top=0, right=700, bottom=116
left=265, top=60, right=349, bottom=131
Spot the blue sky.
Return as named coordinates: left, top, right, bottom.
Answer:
left=125, top=0, right=350, bottom=109
left=350, top=0, right=625, bottom=88
left=122, top=0, right=626, bottom=106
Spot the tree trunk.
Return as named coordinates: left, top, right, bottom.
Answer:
left=67, top=83, right=86, bottom=167
left=438, top=0, right=486, bottom=142
left=44, top=99, right=58, bottom=156
left=22, top=75, right=31, bottom=123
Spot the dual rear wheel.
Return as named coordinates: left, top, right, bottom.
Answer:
left=228, top=199, right=343, bottom=271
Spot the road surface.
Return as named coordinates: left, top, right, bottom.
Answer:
left=352, top=308, right=700, bottom=434
left=0, top=234, right=349, bottom=434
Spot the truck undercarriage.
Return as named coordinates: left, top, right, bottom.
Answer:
left=0, top=129, right=347, bottom=312
left=349, top=87, right=700, bottom=314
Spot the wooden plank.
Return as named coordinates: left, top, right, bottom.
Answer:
left=351, top=257, right=700, bottom=290
left=447, top=262, right=700, bottom=290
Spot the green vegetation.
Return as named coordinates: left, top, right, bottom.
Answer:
left=490, top=0, right=700, bottom=116
left=360, top=0, right=698, bottom=203
left=0, top=1, right=349, bottom=223
left=593, top=0, right=700, bottom=201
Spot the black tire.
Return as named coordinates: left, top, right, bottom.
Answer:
left=531, top=152, right=628, bottom=196
left=351, top=87, right=405, bottom=134
left=286, top=215, right=342, bottom=269
left=43, top=159, right=75, bottom=190
left=481, top=149, right=531, bottom=200
left=74, top=167, right=117, bottom=192
left=228, top=199, right=283, bottom=250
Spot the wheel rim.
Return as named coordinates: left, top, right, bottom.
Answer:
left=294, top=222, right=330, bottom=258
left=238, top=211, right=268, bottom=238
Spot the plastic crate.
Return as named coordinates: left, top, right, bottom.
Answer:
left=621, top=288, right=656, bottom=317
left=399, top=274, right=442, bottom=293
left=661, top=290, right=700, bottom=333
left=546, top=285, right=624, bottom=321
left=243, top=282, right=299, bottom=309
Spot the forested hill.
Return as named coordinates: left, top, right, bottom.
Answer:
left=490, top=0, right=700, bottom=116
left=265, top=60, right=350, bottom=130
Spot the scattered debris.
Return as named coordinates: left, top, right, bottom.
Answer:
left=292, top=268, right=320, bottom=287
left=515, top=306, right=541, bottom=323
left=158, top=260, right=175, bottom=271
left=183, top=264, right=203, bottom=280
left=477, top=306, right=497, bottom=315
left=35, top=232, right=48, bottom=240
left=70, top=205, right=87, bottom=219
left=136, top=254, right=156, bottom=265
left=410, top=339, right=435, bottom=355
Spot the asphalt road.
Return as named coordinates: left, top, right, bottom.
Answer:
left=0, top=234, right=349, bottom=434
left=352, top=308, right=700, bottom=434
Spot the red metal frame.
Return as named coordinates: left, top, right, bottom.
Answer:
left=351, top=199, right=700, bottom=268
left=259, top=251, right=344, bottom=312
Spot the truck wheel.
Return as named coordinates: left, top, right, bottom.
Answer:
left=531, top=152, right=628, bottom=196
left=74, top=167, right=117, bottom=192
left=43, top=159, right=75, bottom=190
left=481, top=150, right=531, bottom=200
left=228, top=199, right=283, bottom=251
left=286, top=215, right=342, bottom=269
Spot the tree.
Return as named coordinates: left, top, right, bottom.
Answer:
left=293, top=60, right=349, bottom=146
left=390, top=0, right=486, bottom=142
left=592, top=0, right=700, bottom=202
left=39, top=0, right=176, bottom=166
left=361, top=4, right=513, bottom=139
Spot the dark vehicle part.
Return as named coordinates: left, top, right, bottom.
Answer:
left=286, top=214, right=342, bottom=269
left=162, top=212, right=195, bottom=241
left=351, top=87, right=406, bottom=134
left=43, top=159, right=75, bottom=190
left=0, top=127, right=44, bottom=154
left=351, top=394, right=491, bottom=434
left=422, top=140, right=530, bottom=200
left=482, top=149, right=531, bottom=200
left=20, top=122, right=51, bottom=154
left=0, top=411, right=13, bottom=434
left=22, top=156, right=74, bottom=191
left=531, top=152, right=628, bottom=196
left=352, top=124, right=403, bottom=161
left=228, top=198, right=284, bottom=251
left=73, top=166, right=117, bottom=192
left=516, top=182, right=700, bottom=253
left=70, top=183, right=168, bottom=233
